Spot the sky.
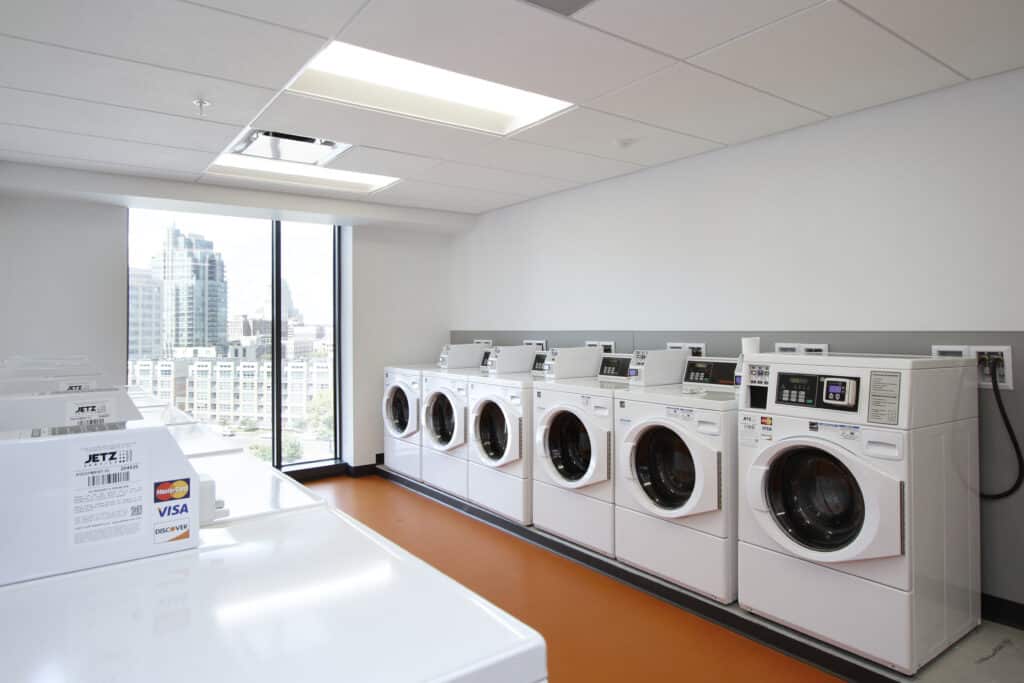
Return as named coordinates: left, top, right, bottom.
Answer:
left=129, top=208, right=334, bottom=325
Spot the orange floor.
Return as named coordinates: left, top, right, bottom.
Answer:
left=307, top=475, right=839, bottom=683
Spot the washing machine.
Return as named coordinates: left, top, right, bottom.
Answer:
left=737, top=353, right=979, bottom=674
left=382, top=364, right=435, bottom=480
left=465, top=348, right=542, bottom=524
left=614, top=356, right=740, bottom=603
left=418, top=344, right=491, bottom=497
left=532, top=347, right=629, bottom=556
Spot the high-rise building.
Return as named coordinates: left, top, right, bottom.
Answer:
left=127, top=268, right=163, bottom=360
left=153, top=226, right=228, bottom=354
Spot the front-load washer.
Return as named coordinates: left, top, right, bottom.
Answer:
left=737, top=353, right=979, bottom=674
left=614, top=356, right=739, bottom=603
left=421, top=368, right=476, bottom=498
left=532, top=352, right=631, bottom=556
left=467, top=371, right=535, bottom=524
left=383, top=364, right=435, bottom=480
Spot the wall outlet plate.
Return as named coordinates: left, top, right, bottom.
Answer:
left=666, top=342, right=706, bottom=357
left=932, top=344, right=972, bottom=358
left=585, top=340, right=615, bottom=353
left=523, top=339, right=547, bottom=350
left=971, top=345, right=1013, bottom=390
left=472, top=339, right=493, bottom=346
left=775, top=342, right=829, bottom=354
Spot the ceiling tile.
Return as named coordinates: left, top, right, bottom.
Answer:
left=690, top=1, right=964, bottom=116
left=0, top=149, right=202, bottom=182
left=327, top=146, right=440, bottom=177
left=0, top=36, right=274, bottom=125
left=370, top=179, right=527, bottom=214
left=574, top=0, right=820, bottom=59
left=254, top=93, right=638, bottom=183
left=410, top=162, right=578, bottom=196
left=0, top=124, right=216, bottom=174
left=186, top=0, right=366, bottom=38
left=0, top=0, right=325, bottom=90
left=846, top=0, right=1024, bottom=79
left=454, top=138, right=643, bottom=183
left=338, top=0, right=673, bottom=102
left=0, top=88, right=240, bottom=153
left=591, top=63, right=824, bottom=144
left=512, top=107, right=721, bottom=165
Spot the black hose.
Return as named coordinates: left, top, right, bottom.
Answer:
left=981, top=356, right=1023, bottom=500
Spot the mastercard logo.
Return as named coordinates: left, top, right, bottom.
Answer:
left=154, top=478, right=190, bottom=502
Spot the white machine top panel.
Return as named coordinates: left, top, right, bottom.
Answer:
left=618, top=383, right=738, bottom=411
left=535, top=377, right=618, bottom=398
left=385, top=363, right=439, bottom=378
left=421, top=367, right=480, bottom=382
left=0, top=507, right=546, bottom=683
left=189, top=452, right=325, bottom=524
left=744, top=352, right=975, bottom=370
left=468, top=371, right=535, bottom=389
left=164, top=422, right=242, bottom=458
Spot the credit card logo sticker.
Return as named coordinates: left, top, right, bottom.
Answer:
left=157, top=503, right=190, bottom=517
left=154, top=478, right=190, bottom=502
left=153, top=520, right=190, bottom=543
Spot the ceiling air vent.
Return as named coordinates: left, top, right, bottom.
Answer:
left=233, top=130, right=349, bottom=166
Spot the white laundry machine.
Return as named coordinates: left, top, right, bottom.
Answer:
left=614, top=356, right=740, bottom=603
left=737, top=353, right=979, bottom=674
left=382, top=364, right=433, bottom=480
left=532, top=349, right=631, bottom=556
left=421, top=368, right=478, bottom=498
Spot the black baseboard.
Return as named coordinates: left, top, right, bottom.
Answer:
left=982, top=593, right=1024, bottom=631
left=374, top=466, right=904, bottom=683
left=284, top=460, right=377, bottom=482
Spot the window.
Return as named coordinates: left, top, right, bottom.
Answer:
left=128, top=209, right=341, bottom=470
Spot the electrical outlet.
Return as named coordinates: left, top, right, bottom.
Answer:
left=585, top=341, right=615, bottom=354
left=775, top=342, right=829, bottom=354
left=932, top=344, right=972, bottom=358
left=523, top=339, right=547, bottom=350
left=472, top=339, right=493, bottom=346
left=971, top=345, right=1013, bottom=390
left=667, top=342, right=706, bottom=357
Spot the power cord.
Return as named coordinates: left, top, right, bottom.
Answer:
left=980, top=355, right=1023, bottom=500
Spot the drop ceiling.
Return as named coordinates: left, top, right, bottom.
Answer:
left=0, top=0, right=1021, bottom=216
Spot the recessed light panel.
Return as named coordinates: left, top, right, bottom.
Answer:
left=291, top=41, right=573, bottom=135
left=208, top=154, right=399, bottom=194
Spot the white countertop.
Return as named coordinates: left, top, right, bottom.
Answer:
left=189, top=451, right=325, bottom=524
left=0, top=506, right=547, bottom=683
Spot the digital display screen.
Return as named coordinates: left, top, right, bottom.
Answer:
left=480, top=351, right=491, bottom=367
left=685, top=361, right=737, bottom=386
left=599, top=356, right=631, bottom=377
left=828, top=383, right=844, bottom=394
left=532, top=353, right=547, bottom=371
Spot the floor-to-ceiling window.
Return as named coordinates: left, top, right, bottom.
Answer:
left=128, top=209, right=339, bottom=469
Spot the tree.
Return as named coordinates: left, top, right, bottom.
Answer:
left=249, top=435, right=304, bottom=464
left=306, top=389, right=334, bottom=441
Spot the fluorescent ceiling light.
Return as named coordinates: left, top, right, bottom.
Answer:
left=208, top=153, right=399, bottom=194
left=291, top=41, right=573, bottom=135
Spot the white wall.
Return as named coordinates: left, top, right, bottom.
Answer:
left=343, top=225, right=451, bottom=466
left=0, top=194, right=127, bottom=384
left=450, top=68, right=1024, bottom=332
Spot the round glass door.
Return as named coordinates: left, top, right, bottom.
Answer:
left=547, top=411, right=591, bottom=481
left=765, top=447, right=865, bottom=551
left=388, top=388, right=409, bottom=432
left=428, top=394, right=455, bottom=445
left=477, top=401, right=508, bottom=460
left=634, top=426, right=695, bottom=509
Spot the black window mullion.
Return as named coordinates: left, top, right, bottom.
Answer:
left=271, top=220, right=283, bottom=470
left=332, top=224, right=343, bottom=464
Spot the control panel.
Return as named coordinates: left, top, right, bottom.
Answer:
left=684, top=359, right=737, bottom=387
left=776, top=372, right=859, bottom=412
left=627, top=348, right=687, bottom=385
left=532, top=353, right=548, bottom=373
left=599, top=354, right=632, bottom=381
left=479, top=350, right=491, bottom=368
left=747, top=364, right=771, bottom=387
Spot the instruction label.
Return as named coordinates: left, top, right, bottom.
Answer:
left=867, top=371, right=901, bottom=425
left=70, top=441, right=145, bottom=545
left=666, top=406, right=694, bottom=420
